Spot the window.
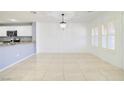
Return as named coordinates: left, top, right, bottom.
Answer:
left=91, top=22, right=116, bottom=50
left=91, top=28, right=95, bottom=47
left=91, top=27, right=99, bottom=47
left=107, top=22, right=115, bottom=49
left=101, top=25, right=107, bottom=48
left=94, top=27, right=99, bottom=47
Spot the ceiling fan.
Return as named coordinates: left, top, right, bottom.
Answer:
left=60, top=13, right=66, bottom=29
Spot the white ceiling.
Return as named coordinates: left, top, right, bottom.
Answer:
left=0, top=11, right=102, bottom=23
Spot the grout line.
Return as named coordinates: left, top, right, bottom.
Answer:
left=99, top=69, right=109, bottom=81
left=41, top=70, right=47, bottom=81
left=63, top=62, right=65, bottom=81
left=78, top=63, right=87, bottom=81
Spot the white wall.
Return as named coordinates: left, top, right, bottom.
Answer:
left=122, top=12, right=124, bottom=69
left=35, top=12, right=124, bottom=69
left=88, top=12, right=123, bottom=69
left=36, top=22, right=89, bottom=53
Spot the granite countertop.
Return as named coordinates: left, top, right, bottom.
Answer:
left=0, top=42, right=33, bottom=47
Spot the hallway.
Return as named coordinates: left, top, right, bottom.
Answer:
left=0, top=53, right=124, bottom=81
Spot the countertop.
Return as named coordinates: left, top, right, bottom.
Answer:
left=0, top=42, right=34, bottom=47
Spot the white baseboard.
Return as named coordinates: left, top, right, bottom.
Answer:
left=0, top=53, right=35, bottom=72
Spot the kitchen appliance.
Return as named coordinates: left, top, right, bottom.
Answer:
left=7, top=30, right=17, bottom=37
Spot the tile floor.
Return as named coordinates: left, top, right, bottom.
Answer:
left=0, top=53, right=124, bottom=81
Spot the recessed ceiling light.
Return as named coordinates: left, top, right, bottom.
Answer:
left=9, top=19, right=17, bottom=22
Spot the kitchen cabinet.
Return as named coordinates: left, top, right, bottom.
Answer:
left=0, top=25, right=32, bottom=36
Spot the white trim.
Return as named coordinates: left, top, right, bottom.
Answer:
left=0, top=53, right=35, bottom=72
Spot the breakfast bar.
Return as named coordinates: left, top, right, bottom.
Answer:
left=0, top=23, right=36, bottom=70
left=0, top=42, right=36, bottom=70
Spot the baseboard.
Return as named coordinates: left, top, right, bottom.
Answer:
left=0, top=53, right=35, bottom=72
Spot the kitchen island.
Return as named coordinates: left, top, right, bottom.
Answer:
left=0, top=42, right=36, bottom=71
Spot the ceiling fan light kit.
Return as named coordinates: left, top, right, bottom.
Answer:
left=60, top=13, right=66, bottom=29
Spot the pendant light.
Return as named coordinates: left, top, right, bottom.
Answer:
left=60, top=13, right=66, bottom=29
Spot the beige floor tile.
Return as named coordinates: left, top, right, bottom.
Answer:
left=100, top=70, right=124, bottom=81
left=22, top=71, right=46, bottom=81
left=43, top=72, right=64, bottom=81
left=82, top=70, right=107, bottom=81
left=64, top=72, right=86, bottom=81
left=0, top=53, right=124, bottom=81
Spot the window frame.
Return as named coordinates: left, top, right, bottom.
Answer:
left=107, top=22, right=116, bottom=50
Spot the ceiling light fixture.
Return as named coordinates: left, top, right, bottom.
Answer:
left=30, top=11, right=37, bottom=14
left=60, top=13, right=66, bottom=29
